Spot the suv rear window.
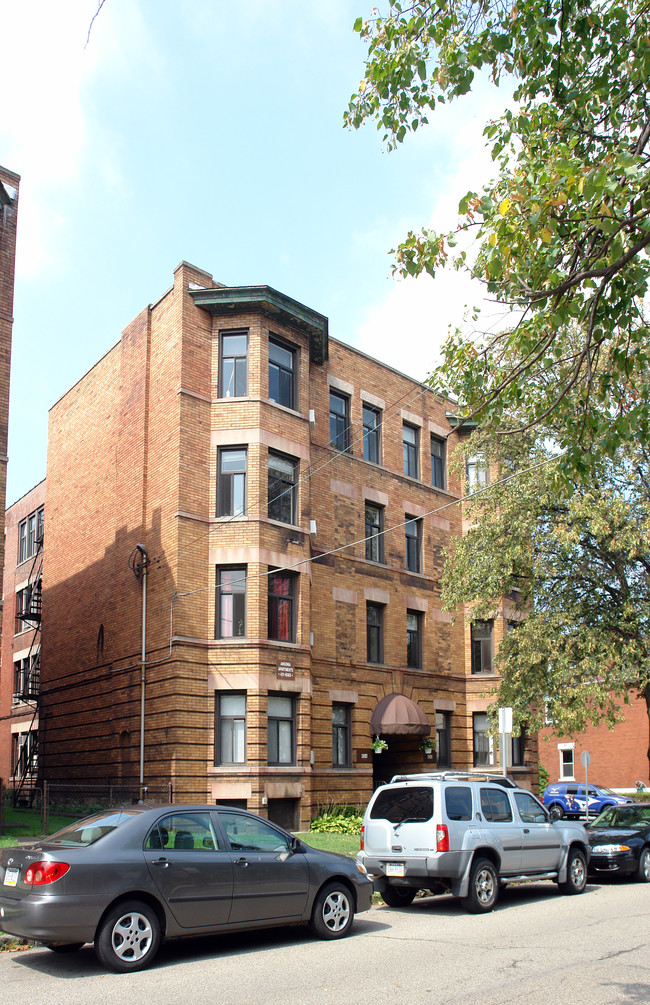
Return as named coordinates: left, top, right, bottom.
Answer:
left=370, top=786, right=433, bottom=823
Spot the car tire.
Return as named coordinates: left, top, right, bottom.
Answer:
left=558, top=848, right=587, bottom=895
left=309, top=882, right=354, bottom=940
left=462, top=857, right=498, bottom=914
left=548, top=803, right=565, bottom=819
left=635, top=847, right=650, bottom=883
left=94, top=899, right=161, bottom=973
left=380, top=885, right=417, bottom=907
left=46, top=943, right=84, bottom=953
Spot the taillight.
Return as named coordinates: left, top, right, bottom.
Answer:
left=24, top=861, right=70, bottom=885
left=360, top=825, right=365, bottom=852
left=436, top=824, right=449, bottom=852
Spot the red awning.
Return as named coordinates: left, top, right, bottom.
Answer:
left=370, top=693, right=431, bottom=737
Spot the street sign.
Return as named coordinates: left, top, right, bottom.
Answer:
left=580, top=751, right=591, bottom=768
left=498, top=707, right=513, bottom=734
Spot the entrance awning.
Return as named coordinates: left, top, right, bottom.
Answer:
left=370, top=693, right=431, bottom=737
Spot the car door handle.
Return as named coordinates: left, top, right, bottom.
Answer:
left=523, top=828, right=530, bottom=833
left=235, top=857, right=249, bottom=867
left=152, top=857, right=170, bottom=868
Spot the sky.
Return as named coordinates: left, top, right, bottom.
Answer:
left=1, top=0, right=508, bottom=505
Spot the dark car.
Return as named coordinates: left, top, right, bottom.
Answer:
left=543, top=782, right=633, bottom=819
left=0, top=804, right=372, bottom=972
left=586, top=802, right=650, bottom=881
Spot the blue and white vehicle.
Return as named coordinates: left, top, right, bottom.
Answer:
left=543, top=783, right=633, bottom=819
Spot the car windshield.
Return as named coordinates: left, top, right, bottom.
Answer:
left=590, top=805, right=650, bottom=829
left=45, top=810, right=139, bottom=846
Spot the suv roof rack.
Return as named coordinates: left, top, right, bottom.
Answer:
left=389, top=771, right=518, bottom=788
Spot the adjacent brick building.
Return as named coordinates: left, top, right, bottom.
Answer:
left=539, top=699, right=650, bottom=790
left=35, top=262, right=535, bottom=827
left=0, top=166, right=20, bottom=635
left=0, top=482, right=44, bottom=787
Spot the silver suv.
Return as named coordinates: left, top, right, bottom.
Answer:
left=357, top=772, right=590, bottom=913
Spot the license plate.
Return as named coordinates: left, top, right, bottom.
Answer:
left=386, top=862, right=405, bottom=877
left=3, top=867, right=19, bottom=887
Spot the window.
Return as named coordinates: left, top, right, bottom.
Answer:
left=473, top=713, right=495, bottom=766
left=513, top=791, right=547, bottom=824
left=269, top=337, right=296, bottom=409
left=403, top=423, right=419, bottom=478
left=436, top=712, right=451, bottom=768
left=17, top=506, right=44, bottom=564
left=467, top=453, right=489, bottom=490
left=219, top=810, right=290, bottom=852
left=268, top=571, right=296, bottom=642
left=329, top=390, right=350, bottom=451
left=431, top=435, right=446, bottom=489
left=511, top=730, right=526, bottom=767
left=268, top=695, right=295, bottom=765
left=405, top=517, right=422, bottom=573
left=12, top=653, right=39, bottom=704
left=365, top=503, right=384, bottom=563
left=216, top=567, right=246, bottom=638
left=445, top=785, right=472, bottom=820
left=406, top=610, right=422, bottom=668
left=332, top=704, right=351, bottom=767
left=366, top=602, right=383, bottom=663
left=471, top=621, right=493, bottom=673
left=362, top=404, right=381, bottom=463
left=146, top=813, right=220, bottom=852
left=480, top=787, right=513, bottom=822
left=370, top=786, right=433, bottom=823
left=15, top=586, right=30, bottom=634
left=268, top=452, right=298, bottom=525
left=217, top=448, right=246, bottom=516
left=559, top=745, right=575, bottom=779
left=216, top=693, right=246, bottom=764
left=12, top=731, right=36, bottom=778
left=219, top=331, right=248, bottom=397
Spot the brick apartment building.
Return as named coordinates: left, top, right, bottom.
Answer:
left=27, top=262, right=536, bottom=828
left=0, top=166, right=20, bottom=633
left=0, top=482, right=44, bottom=788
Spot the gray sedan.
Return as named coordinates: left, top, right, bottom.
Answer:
left=0, top=804, right=372, bottom=972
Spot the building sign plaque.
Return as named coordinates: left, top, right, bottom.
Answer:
left=277, top=660, right=294, bottom=679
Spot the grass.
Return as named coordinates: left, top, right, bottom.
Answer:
left=296, top=831, right=361, bottom=857
left=0, top=807, right=73, bottom=848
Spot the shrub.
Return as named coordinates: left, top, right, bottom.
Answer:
left=310, top=804, right=363, bottom=835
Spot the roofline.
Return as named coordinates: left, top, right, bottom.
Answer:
left=190, top=285, right=328, bottom=364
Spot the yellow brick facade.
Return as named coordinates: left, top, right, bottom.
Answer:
left=37, top=262, right=536, bottom=828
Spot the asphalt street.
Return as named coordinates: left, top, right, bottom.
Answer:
left=0, top=879, right=648, bottom=1004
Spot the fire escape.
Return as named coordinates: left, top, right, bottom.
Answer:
left=12, top=531, right=43, bottom=806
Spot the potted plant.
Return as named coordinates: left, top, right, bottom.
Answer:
left=419, top=737, right=436, bottom=755
left=371, top=735, right=388, bottom=753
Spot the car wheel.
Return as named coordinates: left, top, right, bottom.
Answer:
left=635, top=847, right=650, bottom=883
left=309, top=882, right=354, bottom=940
left=558, top=848, right=587, bottom=895
left=462, top=857, right=498, bottom=913
left=46, top=943, right=84, bottom=953
left=548, top=803, right=565, bottom=819
left=380, top=885, right=417, bottom=907
left=95, top=899, right=161, bottom=973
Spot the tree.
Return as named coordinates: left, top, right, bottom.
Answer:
left=346, top=1, right=650, bottom=475
left=441, top=429, right=650, bottom=763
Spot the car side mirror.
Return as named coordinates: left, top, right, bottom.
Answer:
left=289, top=836, right=303, bottom=853
left=548, top=806, right=562, bottom=822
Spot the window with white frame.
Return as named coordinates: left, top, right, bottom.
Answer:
left=216, top=567, right=246, bottom=639
left=473, top=712, right=495, bottom=766
left=219, top=331, right=248, bottom=398
left=559, top=744, right=575, bottom=779
left=268, top=694, right=295, bottom=765
left=17, top=506, right=44, bottom=564
left=467, top=453, right=489, bottom=490
left=471, top=621, right=493, bottom=673
left=215, top=693, right=246, bottom=764
left=217, top=447, right=246, bottom=516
